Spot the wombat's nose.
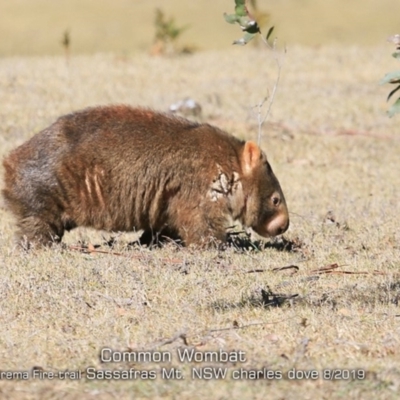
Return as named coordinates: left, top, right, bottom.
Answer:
left=276, top=218, right=289, bottom=235
left=266, top=213, right=289, bottom=236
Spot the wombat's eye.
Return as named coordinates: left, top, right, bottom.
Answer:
left=272, top=196, right=280, bottom=206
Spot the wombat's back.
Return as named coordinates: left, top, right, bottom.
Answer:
left=54, top=105, right=244, bottom=163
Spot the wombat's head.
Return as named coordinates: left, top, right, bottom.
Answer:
left=240, top=141, right=289, bottom=237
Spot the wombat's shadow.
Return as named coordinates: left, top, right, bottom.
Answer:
left=226, top=233, right=299, bottom=253
left=115, top=230, right=298, bottom=253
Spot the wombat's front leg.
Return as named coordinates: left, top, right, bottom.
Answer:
left=174, top=205, right=230, bottom=247
left=16, top=216, right=64, bottom=248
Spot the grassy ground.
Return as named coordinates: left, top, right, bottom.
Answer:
left=1, top=0, right=400, bottom=56
left=0, top=44, right=400, bottom=399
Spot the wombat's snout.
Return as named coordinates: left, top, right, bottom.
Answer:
left=268, top=214, right=289, bottom=236
left=265, top=191, right=290, bottom=236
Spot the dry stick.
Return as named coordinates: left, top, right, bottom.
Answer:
left=272, top=265, right=300, bottom=273
left=256, top=36, right=284, bottom=145
left=310, top=263, right=390, bottom=276
left=69, top=245, right=128, bottom=257
left=246, top=269, right=268, bottom=273
left=257, top=62, right=282, bottom=144
left=68, top=244, right=184, bottom=264
left=309, top=263, right=341, bottom=273
left=247, top=265, right=299, bottom=274
left=250, top=262, right=393, bottom=276
left=310, top=268, right=390, bottom=276
left=210, top=315, right=298, bottom=333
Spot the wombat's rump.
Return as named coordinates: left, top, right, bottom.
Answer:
left=2, top=105, right=289, bottom=247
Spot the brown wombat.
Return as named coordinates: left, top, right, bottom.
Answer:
left=2, top=105, right=289, bottom=248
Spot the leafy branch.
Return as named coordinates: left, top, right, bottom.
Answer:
left=381, top=34, right=400, bottom=117
left=224, top=0, right=275, bottom=47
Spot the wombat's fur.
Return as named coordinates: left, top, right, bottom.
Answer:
left=2, top=105, right=289, bottom=248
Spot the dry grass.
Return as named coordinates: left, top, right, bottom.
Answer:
left=1, top=0, right=400, bottom=57
left=1, top=43, right=400, bottom=399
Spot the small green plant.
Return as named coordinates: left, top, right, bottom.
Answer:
left=152, top=8, right=189, bottom=55
left=381, top=34, right=400, bottom=117
left=61, top=29, right=70, bottom=60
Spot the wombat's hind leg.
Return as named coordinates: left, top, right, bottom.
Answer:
left=16, top=216, right=64, bottom=248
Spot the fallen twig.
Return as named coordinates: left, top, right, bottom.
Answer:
left=272, top=265, right=299, bottom=273
left=209, top=315, right=298, bottom=332
left=68, top=244, right=184, bottom=265
left=320, top=270, right=388, bottom=275
left=309, top=263, right=341, bottom=274
left=309, top=263, right=390, bottom=276
left=69, top=244, right=125, bottom=257
left=246, top=269, right=266, bottom=273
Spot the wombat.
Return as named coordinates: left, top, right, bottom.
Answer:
left=2, top=105, right=289, bottom=248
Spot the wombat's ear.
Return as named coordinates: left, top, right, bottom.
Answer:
left=241, top=141, right=262, bottom=174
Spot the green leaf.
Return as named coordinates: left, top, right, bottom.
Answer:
left=387, top=84, right=400, bottom=101
left=392, top=51, right=400, bottom=60
left=225, top=0, right=260, bottom=41
left=266, top=25, right=275, bottom=42
left=233, top=31, right=257, bottom=45
left=234, top=0, right=247, bottom=17
left=224, top=13, right=239, bottom=24
left=380, top=70, right=400, bottom=85
left=388, top=97, right=400, bottom=117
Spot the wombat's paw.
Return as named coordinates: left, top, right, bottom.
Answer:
left=226, top=231, right=264, bottom=252
left=14, top=234, right=63, bottom=252
left=129, top=230, right=183, bottom=249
